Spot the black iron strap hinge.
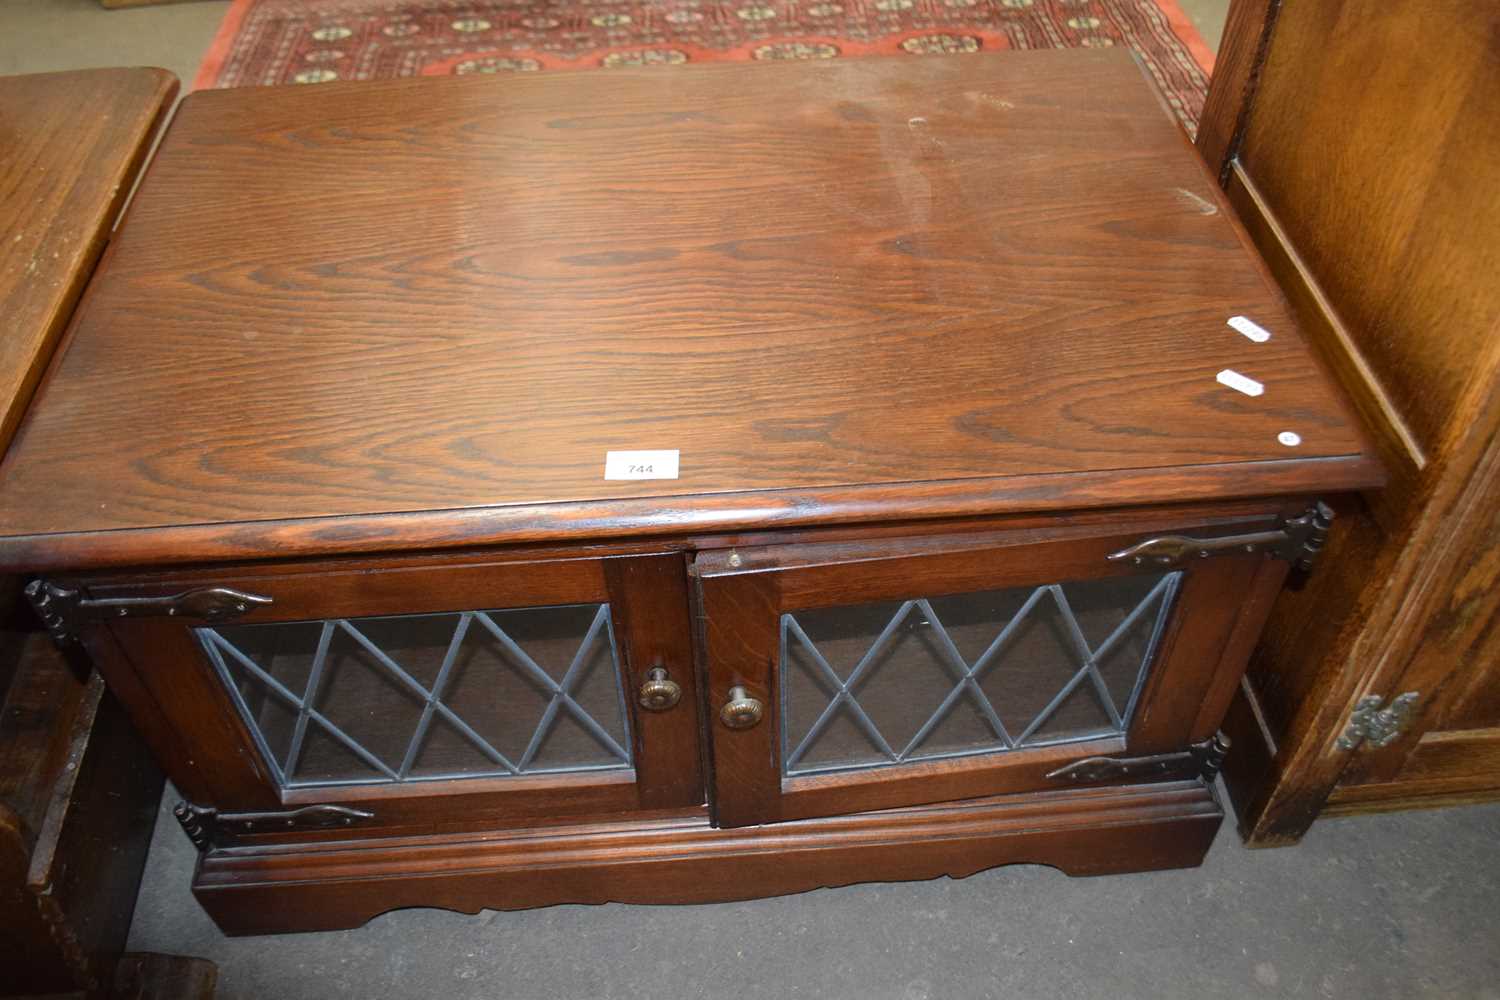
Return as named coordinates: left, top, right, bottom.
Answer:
left=24, top=579, right=273, bottom=645
left=174, top=801, right=375, bottom=852
left=1045, top=733, right=1231, bottom=785
left=1106, top=502, right=1333, bottom=572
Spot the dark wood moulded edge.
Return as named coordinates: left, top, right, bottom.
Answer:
left=191, top=778, right=1222, bottom=935
left=0, top=455, right=1383, bottom=574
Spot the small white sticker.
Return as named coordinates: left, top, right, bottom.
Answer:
left=1278, top=431, right=1302, bottom=447
left=1228, top=315, right=1272, bottom=343
left=1216, top=369, right=1264, bottom=397
left=604, top=450, right=679, bottom=480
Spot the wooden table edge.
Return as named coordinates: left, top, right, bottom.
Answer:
left=0, top=67, right=179, bottom=458
left=0, top=453, right=1383, bottom=574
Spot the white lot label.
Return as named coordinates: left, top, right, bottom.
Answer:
left=1216, top=369, right=1265, bottom=397
left=1228, top=315, right=1272, bottom=342
left=605, top=450, right=680, bottom=480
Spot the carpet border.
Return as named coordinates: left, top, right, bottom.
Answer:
left=192, top=0, right=253, bottom=91
left=1150, top=0, right=1217, bottom=74
left=191, top=0, right=1215, bottom=93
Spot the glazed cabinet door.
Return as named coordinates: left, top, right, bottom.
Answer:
left=696, top=507, right=1312, bottom=828
left=58, top=550, right=702, bottom=839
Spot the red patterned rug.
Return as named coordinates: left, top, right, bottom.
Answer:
left=195, top=0, right=1213, bottom=129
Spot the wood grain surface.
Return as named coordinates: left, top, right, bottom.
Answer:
left=0, top=68, right=177, bottom=457
left=1204, top=0, right=1500, bottom=843
left=1234, top=1, right=1500, bottom=459
left=0, top=52, right=1376, bottom=569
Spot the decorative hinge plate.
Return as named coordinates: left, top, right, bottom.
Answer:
left=1045, top=734, right=1231, bottom=784
left=173, top=801, right=375, bottom=851
left=1107, top=502, right=1334, bottom=572
left=1336, top=692, right=1420, bottom=751
left=24, top=580, right=272, bottom=645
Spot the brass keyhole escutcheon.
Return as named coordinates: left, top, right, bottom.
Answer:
left=720, top=686, right=764, bottom=730
left=638, top=665, right=682, bottom=712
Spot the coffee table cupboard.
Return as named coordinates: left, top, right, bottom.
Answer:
left=0, top=52, right=1381, bottom=934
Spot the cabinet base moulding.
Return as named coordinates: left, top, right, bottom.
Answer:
left=193, top=779, right=1221, bottom=935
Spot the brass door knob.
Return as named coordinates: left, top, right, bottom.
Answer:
left=720, top=686, right=764, bottom=730
left=638, top=665, right=682, bottom=712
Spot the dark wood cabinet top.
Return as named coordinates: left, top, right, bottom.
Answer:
left=0, top=52, right=1378, bottom=571
left=0, top=68, right=177, bottom=459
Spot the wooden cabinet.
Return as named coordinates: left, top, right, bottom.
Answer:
left=1196, top=0, right=1500, bottom=844
left=0, top=52, right=1380, bottom=934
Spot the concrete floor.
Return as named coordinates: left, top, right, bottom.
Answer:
left=1178, top=0, right=1227, bottom=51
left=7, top=2, right=1499, bottom=998
left=0, top=0, right=228, bottom=84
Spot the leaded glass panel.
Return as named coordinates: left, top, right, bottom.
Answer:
left=780, top=572, right=1180, bottom=777
left=199, top=603, right=632, bottom=790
